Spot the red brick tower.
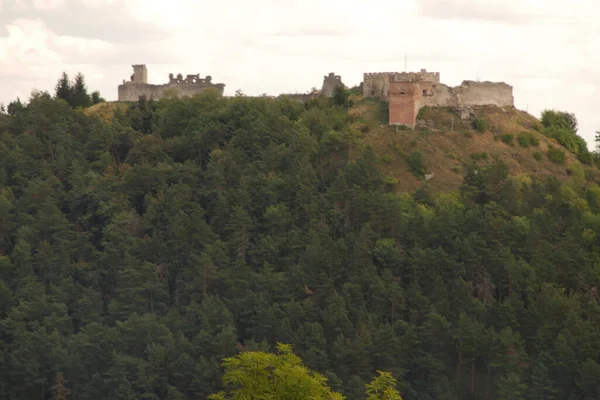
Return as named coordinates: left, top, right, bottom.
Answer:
left=388, top=80, right=421, bottom=129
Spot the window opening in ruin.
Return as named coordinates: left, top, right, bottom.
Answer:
left=422, top=90, right=427, bottom=95
left=371, top=90, right=375, bottom=96
left=400, top=91, right=406, bottom=95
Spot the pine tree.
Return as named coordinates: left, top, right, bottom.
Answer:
left=6, top=98, right=24, bottom=115
left=71, top=72, right=92, bottom=108
left=54, top=72, right=73, bottom=105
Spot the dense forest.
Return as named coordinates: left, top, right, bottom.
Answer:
left=1, top=77, right=600, bottom=400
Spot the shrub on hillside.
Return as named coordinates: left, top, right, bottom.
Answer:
left=407, top=151, right=425, bottom=177
left=500, top=133, right=514, bottom=146
left=533, top=151, right=543, bottom=161
left=540, top=109, right=590, bottom=162
left=471, top=152, right=488, bottom=161
left=518, top=131, right=540, bottom=148
left=547, top=145, right=566, bottom=164
left=473, top=118, right=487, bottom=133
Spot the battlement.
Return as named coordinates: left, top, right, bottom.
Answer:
left=118, top=64, right=225, bottom=102
left=325, top=72, right=342, bottom=81
left=459, top=80, right=513, bottom=89
left=321, top=72, right=346, bottom=98
left=364, top=69, right=440, bottom=83
left=363, top=69, right=441, bottom=98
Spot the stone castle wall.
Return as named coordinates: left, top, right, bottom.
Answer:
left=381, top=70, right=514, bottom=128
left=363, top=70, right=441, bottom=98
left=118, top=82, right=225, bottom=102
left=118, top=65, right=225, bottom=102
left=364, top=71, right=513, bottom=109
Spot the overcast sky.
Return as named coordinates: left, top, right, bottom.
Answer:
left=1, top=0, right=598, bottom=148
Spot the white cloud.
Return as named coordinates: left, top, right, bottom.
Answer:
left=0, top=0, right=598, bottom=147
left=33, top=0, right=65, bottom=10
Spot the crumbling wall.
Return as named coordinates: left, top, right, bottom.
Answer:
left=118, top=65, right=225, bottom=102
left=420, top=84, right=456, bottom=107
left=321, top=73, right=345, bottom=98
left=387, top=79, right=514, bottom=128
left=453, top=81, right=514, bottom=107
left=118, top=82, right=225, bottom=101
left=363, top=69, right=440, bottom=99
left=419, top=81, right=514, bottom=108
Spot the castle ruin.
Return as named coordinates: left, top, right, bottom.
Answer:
left=363, top=69, right=514, bottom=128
left=118, top=65, right=225, bottom=102
left=321, top=72, right=345, bottom=98
left=115, top=65, right=515, bottom=129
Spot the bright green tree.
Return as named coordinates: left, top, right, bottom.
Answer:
left=365, top=370, right=403, bottom=400
left=208, top=343, right=344, bottom=400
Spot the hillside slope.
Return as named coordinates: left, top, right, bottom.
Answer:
left=87, top=96, right=596, bottom=195
left=348, top=97, right=593, bottom=193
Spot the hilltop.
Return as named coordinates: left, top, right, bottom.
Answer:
left=349, top=97, right=594, bottom=192
left=85, top=94, right=598, bottom=194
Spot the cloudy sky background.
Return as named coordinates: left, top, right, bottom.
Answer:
left=1, top=0, right=598, bottom=147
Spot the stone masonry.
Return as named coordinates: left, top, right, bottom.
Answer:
left=389, top=81, right=421, bottom=129
left=115, top=65, right=515, bottom=129
left=118, top=65, right=225, bottom=102
left=363, top=69, right=514, bottom=128
left=321, top=72, right=345, bottom=98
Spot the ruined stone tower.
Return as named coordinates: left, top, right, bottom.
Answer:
left=321, top=72, right=345, bottom=98
left=131, top=64, right=148, bottom=84
left=389, top=80, right=421, bottom=129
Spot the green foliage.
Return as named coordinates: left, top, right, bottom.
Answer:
left=517, top=131, right=539, bottom=148
left=1, top=88, right=600, bottom=400
left=540, top=109, right=590, bottom=162
left=332, top=86, right=352, bottom=109
left=533, top=151, right=543, bottom=160
left=379, top=100, right=389, bottom=124
left=471, top=152, right=488, bottom=161
left=473, top=117, right=488, bottom=133
left=499, top=133, right=514, bottom=146
left=407, top=151, right=425, bottom=177
left=541, top=109, right=578, bottom=132
left=547, top=145, right=566, bottom=164
left=209, top=343, right=344, bottom=400
left=54, top=71, right=103, bottom=108
left=6, top=97, right=25, bottom=115
left=365, top=371, right=403, bottom=400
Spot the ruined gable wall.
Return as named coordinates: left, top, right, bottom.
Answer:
left=420, top=84, right=456, bottom=107
left=419, top=82, right=514, bottom=108
left=453, top=81, right=514, bottom=107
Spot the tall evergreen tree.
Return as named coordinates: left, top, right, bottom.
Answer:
left=72, top=72, right=92, bottom=108
left=54, top=72, right=73, bottom=105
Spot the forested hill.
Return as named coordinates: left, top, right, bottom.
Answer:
left=1, top=88, right=600, bottom=400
